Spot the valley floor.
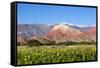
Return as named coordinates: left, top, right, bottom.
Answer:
left=17, top=45, right=97, bottom=65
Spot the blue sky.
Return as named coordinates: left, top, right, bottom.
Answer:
left=17, top=3, right=96, bottom=26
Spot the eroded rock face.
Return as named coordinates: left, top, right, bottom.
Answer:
left=17, top=24, right=96, bottom=44
left=44, top=25, right=96, bottom=43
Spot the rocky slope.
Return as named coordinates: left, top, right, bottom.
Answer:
left=17, top=24, right=96, bottom=44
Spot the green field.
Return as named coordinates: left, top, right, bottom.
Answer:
left=17, top=45, right=96, bottom=65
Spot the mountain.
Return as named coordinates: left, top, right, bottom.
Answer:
left=44, top=24, right=81, bottom=43
left=17, top=24, right=92, bottom=37
left=17, top=24, right=93, bottom=36
left=17, top=24, right=53, bottom=37
left=76, top=27, right=96, bottom=42
left=44, top=24, right=96, bottom=43
left=70, top=25, right=93, bottom=32
left=17, top=24, right=96, bottom=44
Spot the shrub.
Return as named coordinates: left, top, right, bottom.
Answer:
left=57, top=41, right=96, bottom=46
left=27, top=40, right=42, bottom=46
left=44, top=41, right=56, bottom=45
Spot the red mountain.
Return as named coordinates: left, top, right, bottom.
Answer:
left=44, top=24, right=82, bottom=43
left=77, top=27, right=96, bottom=42
left=44, top=24, right=96, bottom=43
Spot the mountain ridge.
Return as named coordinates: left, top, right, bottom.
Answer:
left=17, top=24, right=96, bottom=44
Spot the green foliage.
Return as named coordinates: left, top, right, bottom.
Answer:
left=57, top=41, right=75, bottom=45
left=17, top=39, right=96, bottom=46
left=79, top=41, right=96, bottom=45
left=17, top=45, right=96, bottom=65
left=44, top=41, right=56, bottom=45
left=17, top=42, right=20, bottom=46
left=27, top=40, right=42, bottom=46
left=57, top=41, right=96, bottom=46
